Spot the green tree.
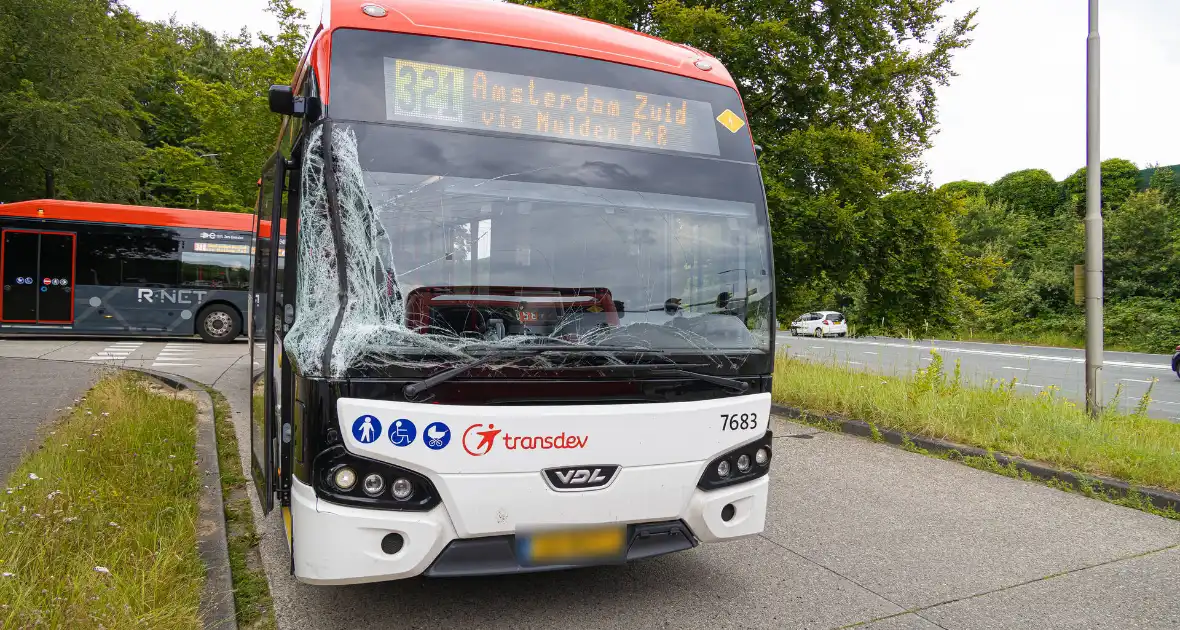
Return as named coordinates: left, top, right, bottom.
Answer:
left=858, top=190, right=981, bottom=331
left=0, top=0, right=146, bottom=202
left=1105, top=189, right=1180, bottom=301
left=987, top=168, right=1060, bottom=217
left=939, top=180, right=989, bottom=199
left=135, top=0, right=308, bottom=211
left=1147, top=165, right=1178, bottom=204
left=1062, top=158, right=1139, bottom=214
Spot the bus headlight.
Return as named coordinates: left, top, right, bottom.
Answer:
left=362, top=474, right=385, bottom=497
left=391, top=478, right=414, bottom=500
left=698, top=431, right=773, bottom=490
left=333, top=466, right=357, bottom=491
left=314, top=445, right=439, bottom=511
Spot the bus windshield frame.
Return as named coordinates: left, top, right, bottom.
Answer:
left=280, top=29, right=774, bottom=379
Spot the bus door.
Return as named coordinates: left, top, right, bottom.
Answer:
left=1, top=230, right=76, bottom=324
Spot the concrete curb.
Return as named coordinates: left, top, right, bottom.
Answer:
left=770, top=402, right=1180, bottom=514
left=132, top=368, right=238, bottom=630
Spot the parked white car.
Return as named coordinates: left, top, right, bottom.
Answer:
left=790, top=311, right=848, bottom=337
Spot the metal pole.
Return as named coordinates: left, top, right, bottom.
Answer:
left=1084, top=0, right=1104, bottom=415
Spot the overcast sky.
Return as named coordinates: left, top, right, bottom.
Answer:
left=122, top=0, right=1180, bottom=185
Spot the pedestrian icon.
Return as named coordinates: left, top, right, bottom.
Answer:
left=424, top=422, right=451, bottom=450
left=351, top=415, right=382, bottom=444
left=388, top=418, right=417, bottom=447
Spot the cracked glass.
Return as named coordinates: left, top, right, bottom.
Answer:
left=284, top=30, right=772, bottom=377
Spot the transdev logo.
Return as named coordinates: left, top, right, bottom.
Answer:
left=461, top=423, right=588, bottom=456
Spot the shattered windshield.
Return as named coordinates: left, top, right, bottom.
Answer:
left=284, top=30, right=772, bottom=377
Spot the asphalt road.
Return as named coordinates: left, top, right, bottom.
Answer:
left=776, top=333, right=1180, bottom=419
left=0, top=336, right=250, bottom=387
left=0, top=357, right=102, bottom=481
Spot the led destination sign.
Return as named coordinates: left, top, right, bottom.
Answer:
left=383, top=58, right=726, bottom=155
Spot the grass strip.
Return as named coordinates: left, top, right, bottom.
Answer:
left=208, top=388, right=276, bottom=630
left=772, top=351, right=1180, bottom=495
left=0, top=371, right=203, bottom=628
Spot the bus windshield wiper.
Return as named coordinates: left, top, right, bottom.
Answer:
left=577, top=362, right=750, bottom=394
left=401, top=342, right=629, bottom=400
left=499, top=348, right=751, bottom=394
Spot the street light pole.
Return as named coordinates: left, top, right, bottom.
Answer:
left=1084, top=0, right=1104, bottom=415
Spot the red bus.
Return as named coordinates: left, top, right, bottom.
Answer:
left=250, top=0, right=775, bottom=585
left=0, top=199, right=267, bottom=342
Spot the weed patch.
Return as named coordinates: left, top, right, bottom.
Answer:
left=0, top=372, right=203, bottom=628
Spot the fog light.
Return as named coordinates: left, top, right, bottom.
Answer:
left=755, top=448, right=770, bottom=466
left=716, top=460, right=731, bottom=478
left=381, top=533, right=404, bottom=555
left=333, top=466, right=357, bottom=491
left=362, top=474, right=385, bottom=497
left=737, top=454, right=751, bottom=473
left=391, top=477, right=414, bottom=500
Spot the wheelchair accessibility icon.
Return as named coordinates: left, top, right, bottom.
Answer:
left=388, top=418, right=417, bottom=447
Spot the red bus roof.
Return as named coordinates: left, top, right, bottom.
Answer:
left=0, top=200, right=255, bottom=232
left=305, top=0, right=736, bottom=105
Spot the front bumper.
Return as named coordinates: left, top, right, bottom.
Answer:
left=290, top=471, right=769, bottom=585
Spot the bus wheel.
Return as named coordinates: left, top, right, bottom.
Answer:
left=197, top=305, right=241, bottom=343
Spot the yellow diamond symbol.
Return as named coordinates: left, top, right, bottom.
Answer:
left=716, top=109, right=746, bottom=133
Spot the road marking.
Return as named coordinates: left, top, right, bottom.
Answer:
left=87, top=341, right=145, bottom=362
left=1119, top=378, right=1155, bottom=384
left=1002, top=366, right=1029, bottom=371
left=1152, top=400, right=1180, bottom=406
left=864, top=351, right=878, bottom=355
left=1016, top=383, right=1044, bottom=389
left=810, top=346, right=824, bottom=350
left=807, top=338, right=1172, bottom=370
left=847, top=361, right=863, bottom=365
left=151, top=342, right=201, bottom=369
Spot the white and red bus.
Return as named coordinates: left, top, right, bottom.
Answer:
left=250, top=0, right=775, bottom=584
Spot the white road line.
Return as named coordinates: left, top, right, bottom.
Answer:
left=1152, top=400, right=1180, bottom=406
left=810, top=346, right=824, bottom=350
left=864, top=351, right=878, bottom=355
left=1002, top=366, right=1029, bottom=371
left=847, top=361, right=863, bottom=365
left=810, top=338, right=1172, bottom=371
left=1119, top=378, right=1155, bottom=384
left=1016, top=383, right=1044, bottom=389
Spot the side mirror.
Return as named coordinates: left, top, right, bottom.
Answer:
left=753, top=144, right=763, bottom=157
left=268, top=85, right=306, bottom=117
left=613, top=300, right=625, bottom=316
left=716, top=291, right=730, bottom=309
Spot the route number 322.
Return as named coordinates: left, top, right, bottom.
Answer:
left=720, top=413, right=758, bottom=431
